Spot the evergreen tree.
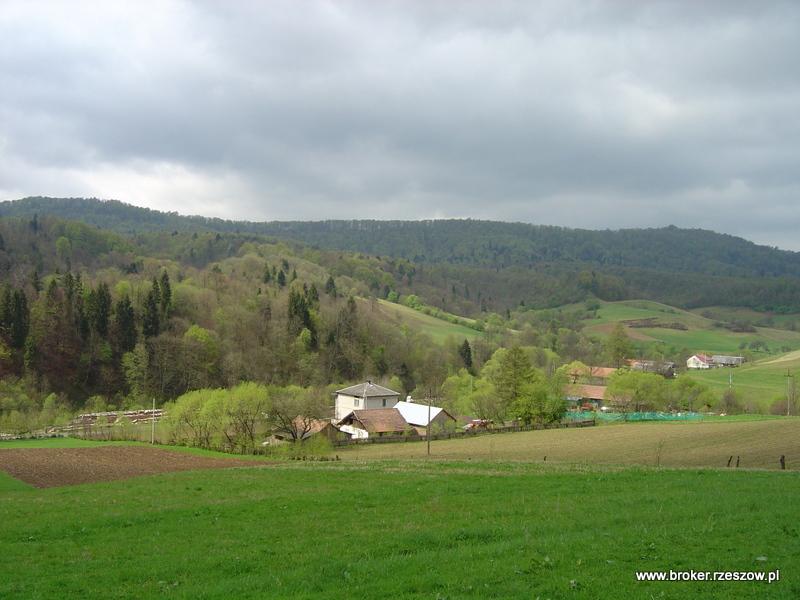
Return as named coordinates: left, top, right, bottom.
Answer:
left=114, top=295, right=137, bottom=352
left=7, top=290, right=29, bottom=349
left=324, top=275, right=337, bottom=296
left=142, top=285, right=160, bottom=338
left=87, top=282, right=112, bottom=338
left=306, top=283, right=319, bottom=307
left=398, top=362, right=415, bottom=397
left=159, top=270, right=172, bottom=315
left=458, top=339, right=473, bottom=370
left=263, top=265, right=272, bottom=284
left=30, top=269, right=42, bottom=293
left=276, top=269, right=286, bottom=288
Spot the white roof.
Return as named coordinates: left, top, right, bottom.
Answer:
left=393, top=400, right=444, bottom=427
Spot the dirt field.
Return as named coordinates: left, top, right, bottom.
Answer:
left=0, top=446, right=262, bottom=488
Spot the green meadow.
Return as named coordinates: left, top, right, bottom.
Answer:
left=1, top=453, right=799, bottom=599
left=372, top=299, right=483, bottom=342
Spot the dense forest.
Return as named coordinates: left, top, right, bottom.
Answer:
left=3, top=197, right=800, bottom=314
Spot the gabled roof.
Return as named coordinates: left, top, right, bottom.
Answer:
left=566, top=384, right=607, bottom=401
left=393, top=400, right=455, bottom=427
left=690, top=354, right=712, bottom=364
left=340, top=408, right=408, bottom=433
left=589, top=367, right=617, bottom=379
left=335, top=382, right=400, bottom=398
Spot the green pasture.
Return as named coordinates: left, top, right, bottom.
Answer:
left=686, top=353, right=800, bottom=411
left=340, top=418, right=800, bottom=469
left=373, top=299, right=483, bottom=342
left=1, top=455, right=799, bottom=598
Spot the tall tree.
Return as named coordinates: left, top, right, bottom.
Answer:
left=606, top=322, right=633, bottom=367
left=458, top=339, right=473, bottom=370
left=159, top=270, right=172, bottom=315
left=114, top=295, right=137, bottom=352
left=142, top=284, right=160, bottom=338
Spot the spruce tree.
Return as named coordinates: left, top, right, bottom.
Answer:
left=458, top=339, right=473, bottom=370
left=277, top=269, right=286, bottom=288
left=142, top=285, right=160, bottom=338
left=159, top=270, right=172, bottom=315
left=115, top=295, right=137, bottom=352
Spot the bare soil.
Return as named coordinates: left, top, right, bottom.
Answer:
left=0, top=445, right=263, bottom=488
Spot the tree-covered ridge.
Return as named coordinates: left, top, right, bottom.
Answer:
left=3, top=197, right=800, bottom=278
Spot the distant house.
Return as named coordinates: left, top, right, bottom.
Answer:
left=630, top=360, right=676, bottom=378
left=569, top=366, right=616, bottom=385
left=712, top=355, right=744, bottom=367
left=686, top=354, right=713, bottom=369
left=566, top=384, right=607, bottom=409
left=393, top=400, right=456, bottom=435
left=333, top=382, right=401, bottom=421
left=337, top=408, right=415, bottom=438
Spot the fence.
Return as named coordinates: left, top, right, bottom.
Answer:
left=331, top=418, right=596, bottom=447
left=566, top=411, right=704, bottom=422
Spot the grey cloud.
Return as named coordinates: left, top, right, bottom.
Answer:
left=1, top=1, right=799, bottom=247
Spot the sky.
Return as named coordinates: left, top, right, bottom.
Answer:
left=1, top=1, right=799, bottom=248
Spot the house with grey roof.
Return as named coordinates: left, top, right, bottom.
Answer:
left=333, top=381, right=401, bottom=421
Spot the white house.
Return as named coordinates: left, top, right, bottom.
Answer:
left=686, top=354, right=713, bottom=369
left=333, top=382, right=401, bottom=421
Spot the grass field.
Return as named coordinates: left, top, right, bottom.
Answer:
left=368, top=299, right=483, bottom=342
left=1, top=448, right=799, bottom=598
left=340, top=419, right=800, bottom=470
left=580, top=300, right=800, bottom=355
left=685, top=352, right=800, bottom=411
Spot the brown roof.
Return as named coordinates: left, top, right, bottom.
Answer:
left=340, top=408, right=409, bottom=434
left=566, top=384, right=607, bottom=401
left=589, top=367, right=616, bottom=379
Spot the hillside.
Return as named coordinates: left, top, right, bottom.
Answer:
left=552, top=300, right=800, bottom=357
left=5, top=197, right=800, bottom=313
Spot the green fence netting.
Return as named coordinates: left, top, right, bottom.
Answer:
left=565, top=411, right=703, bottom=422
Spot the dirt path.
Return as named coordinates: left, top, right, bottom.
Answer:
left=0, top=446, right=264, bottom=488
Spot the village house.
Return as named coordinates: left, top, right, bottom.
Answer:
left=272, top=417, right=347, bottom=443
left=333, top=381, right=401, bottom=421
left=337, top=408, right=416, bottom=438
left=565, top=384, right=607, bottom=410
left=686, top=354, right=713, bottom=369
left=393, top=400, right=456, bottom=435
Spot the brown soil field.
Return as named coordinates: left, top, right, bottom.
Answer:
left=0, top=446, right=263, bottom=488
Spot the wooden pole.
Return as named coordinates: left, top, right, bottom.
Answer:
left=151, top=397, right=155, bottom=445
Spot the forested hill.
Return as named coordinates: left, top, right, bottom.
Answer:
left=2, top=197, right=799, bottom=279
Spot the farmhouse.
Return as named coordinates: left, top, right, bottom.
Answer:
left=712, top=355, right=745, bottom=367
left=566, top=384, right=606, bottom=409
left=569, top=366, right=616, bottom=385
left=393, top=400, right=456, bottom=435
left=686, top=354, right=713, bottom=369
left=333, top=381, right=401, bottom=421
left=338, top=408, right=416, bottom=438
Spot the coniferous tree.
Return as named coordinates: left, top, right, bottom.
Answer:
left=142, top=285, right=160, bottom=338
left=324, top=275, right=337, bottom=296
left=458, top=339, right=473, bottom=370
left=276, top=269, right=286, bottom=288
left=398, top=362, right=415, bottom=397
left=159, top=270, right=172, bottom=315
left=114, top=295, right=137, bottom=352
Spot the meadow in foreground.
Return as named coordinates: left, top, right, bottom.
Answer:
left=1, top=451, right=799, bottom=599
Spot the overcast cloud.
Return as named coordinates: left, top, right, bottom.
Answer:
left=1, top=1, right=799, bottom=247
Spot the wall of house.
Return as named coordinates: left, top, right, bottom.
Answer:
left=334, top=394, right=399, bottom=420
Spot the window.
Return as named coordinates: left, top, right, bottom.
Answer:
left=354, top=398, right=360, bottom=407
left=382, top=398, right=387, bottom=407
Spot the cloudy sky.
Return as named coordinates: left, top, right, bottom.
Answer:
left=1, top=1, right=799, bottom=248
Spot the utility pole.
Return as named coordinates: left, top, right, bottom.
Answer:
left=787, top=370, right=794, bottom=417
left=427, top=396, right=431, bottom=457
left=151, top=397, right=156, bottom=444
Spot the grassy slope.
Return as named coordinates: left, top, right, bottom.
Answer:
left=340, top=419, right=800, bottom=470
left=685, top=352, right=800, bottom=409
left=368, top=299, right=482, bottom=342
left=1, top=460, right=798, bottom=599
left=582, top=300, right=800, bottom=354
